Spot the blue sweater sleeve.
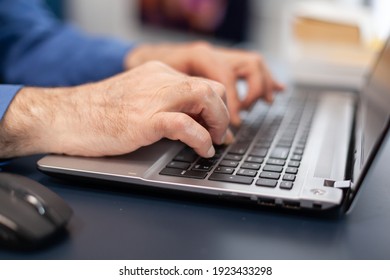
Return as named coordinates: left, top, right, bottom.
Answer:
left=0, top=85, right=21, bottom=120
left=0, top=0, right=136, bottom=87
left=0, top=84, right=22, bottom=166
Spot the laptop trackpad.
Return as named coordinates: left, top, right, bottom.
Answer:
left=37, top=139, right=183, bottom=179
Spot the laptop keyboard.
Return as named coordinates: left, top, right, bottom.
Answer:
left=159, top=90, right=317, bottom=191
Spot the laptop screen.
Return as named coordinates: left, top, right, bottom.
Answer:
left=354, top=37, right=390, bottom=184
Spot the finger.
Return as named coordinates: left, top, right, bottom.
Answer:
left=225, top=80, right=242, bottom=126
left=165, top=78, right=231, bottom=145
left=204, top=68, right=242, bottom=126
left=189, top=79, right=231, bottom=145
left=234, top=57, right=272, bottom=107
left=222, top=128, right=235, bottom=145
left=240, top=63, right=285, bottom=107
left=151, top=112, right=215, bottom=158
left=261, top=69, right=286, bottom=103
left=209, top=69, right=241, bottom=126
left=204, top=79, right=242, bottom=128
left=239, top=66, right=263, bottom=109
left=273, top=79, right=286, bottom=92
left=199, top=78, right=227, bottom=105
left=186, top=47, right=242, bottom=126
left=262, top=67, right=276, bottom=104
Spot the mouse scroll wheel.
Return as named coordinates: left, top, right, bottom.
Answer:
left=24, top=194, right=46, bottom=215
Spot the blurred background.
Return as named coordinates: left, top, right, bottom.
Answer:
left=45, top=0, right=390, bottom=87
left=45, top=0, right=389, bottom=47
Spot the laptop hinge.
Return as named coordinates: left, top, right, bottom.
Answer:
left=324, top=179, right=352, bottom=189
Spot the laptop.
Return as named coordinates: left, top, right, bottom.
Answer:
left=37, top=37, right=390, bottom=216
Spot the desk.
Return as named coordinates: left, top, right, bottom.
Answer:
left=0, top=127, right=390, bottom=259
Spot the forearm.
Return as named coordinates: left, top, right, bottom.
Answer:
left=0, top=86, right=76, bottom=158
left=0, top=82, right=122, bottom=159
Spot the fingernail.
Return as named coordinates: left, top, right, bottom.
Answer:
left=207, top=146, right=215, bottom=158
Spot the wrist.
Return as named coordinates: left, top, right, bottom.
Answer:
left=0, top=86, right=75, bottom=158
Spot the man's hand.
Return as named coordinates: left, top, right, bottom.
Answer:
left=0, top=62, right=233, bottom=159
left=125, top=41, right=285, bottom=126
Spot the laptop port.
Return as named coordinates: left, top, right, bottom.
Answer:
left=282, top=200, right=300, bottom=209
left=312, top=203, right=322, bottom=210
left=258, top=198, right=276, bottom=207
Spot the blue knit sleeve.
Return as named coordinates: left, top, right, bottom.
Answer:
left=0, top=85, right=22, bottom=120
left=0, top=0, right=136, bottom=87
left=0, top=84, right=22, bottom=166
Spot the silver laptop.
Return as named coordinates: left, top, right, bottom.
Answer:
left=37, top=37, right=390, bottom=215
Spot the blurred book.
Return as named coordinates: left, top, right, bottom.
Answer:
left=286, top=1, right=379, bottom=90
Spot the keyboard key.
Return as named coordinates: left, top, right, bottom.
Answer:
left=167, top=161, right=191, bottom=169
left=197, top=158, right=218, bottom=166
left=224, top=154, right=243, bottom=161
left=192, top=158, right=217, bottom=171
left=288, top=161, right=300, bottom=168
left=266, top=159, right=286, bottom=166
left=192, top=164, right=213, bottom=171
left=254, top=142, right=271, bottom=148
left=285, top=167, right=298, bottom=174
left=280, top=181, right=294, bottom=190
left=174, top=148, right=198, bottom=163
left=260, top=171, right=280, bottom=180
left=237, top=169, right=257, bottom=177
left=295, top=143, right=305, bottom=149
left=263, top=165, right=283, bottom=173
left=214, top=145, right=226, bottom=158
left=219, top=160, right=239, bottom=168
left=160, top=168, right=207, bottom=179
left=290, top=154, right=302, bottom=161
left=256, top=179, right=278, bottom=188
left=294, top=148, right=304, bottom=155
left=270, top=147, right=290, bottom=160
left=283, top=174, right=296, bottom=181
left=245, top=156, right=264, bottom=164
left=249, top=148, right=268, bottom=157
left=209, top=173, right=253, bottom=185
left=214, top=167, right=235, bottom=174
left=241, top=162, right=261, bottom=170
left=276, top=140, right=293, bottom=148
left=229, top=142, right=250, bottom=155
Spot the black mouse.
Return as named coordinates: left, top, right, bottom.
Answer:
left=0, top=172, right=73, bottom=250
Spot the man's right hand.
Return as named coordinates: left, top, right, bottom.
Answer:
left=0, top=61, right=234, bottom=159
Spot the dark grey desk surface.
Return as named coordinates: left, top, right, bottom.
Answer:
left=0, top=128, right=389, bottom=260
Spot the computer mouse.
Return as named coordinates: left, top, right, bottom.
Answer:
left=0, top=172, right=73, bottom=250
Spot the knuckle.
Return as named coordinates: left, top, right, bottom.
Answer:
left=250, top=52, right=263, bottom=64
left=174, top=115, right=210, bottom=148
left=144, top=60, right=170, bottom=71
left=190, top=41, right=213, bottom=53
left=177, top=78, right=194, bottom=93
left=180, top=78, right=216, bottom=101
left=197, top=84, right=216, bottom=102
left=173, top=115, right=189, bottom=129
left=150, top=114, right=166, bottom=139
left=152, top=114, right=193, bottom=140
left=171, top=114, right=193, bottom=133
left=213, top=81, right=226, bottom=96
